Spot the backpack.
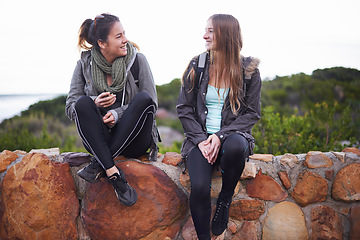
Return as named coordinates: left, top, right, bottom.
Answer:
left=130, top=54, right=140, bottom=88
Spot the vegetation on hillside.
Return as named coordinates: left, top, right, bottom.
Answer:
left=0, top=67, right=359, bottom=155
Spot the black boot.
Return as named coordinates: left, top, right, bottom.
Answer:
left=107, top=167, right=138, bottom=206
left=211, top=195, right=231, bottom=236
left=77, top=159, right=106, bottom=183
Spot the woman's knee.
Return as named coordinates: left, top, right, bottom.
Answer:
left=132, top=91, right=154, bottom=109
left=222, top=134, right=249, bottom=157
left=190, top=180, right=210, bottom=201
left=75, top=96, right=94, bottom=112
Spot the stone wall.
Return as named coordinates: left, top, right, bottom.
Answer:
left=0, top=147, right=359, bottom=240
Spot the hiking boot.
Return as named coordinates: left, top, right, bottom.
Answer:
left=77, top=159, right=106, bottom=183
left=211, top=197, right=231, bottom=236
left=108, top=167, right=138, bottom=206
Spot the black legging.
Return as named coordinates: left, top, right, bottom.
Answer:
left=187, top=134, right=249, bottom=240
left=74, top=91, right=154, bottom=170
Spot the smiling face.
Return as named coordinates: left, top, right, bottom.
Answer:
left=99, top=21, right=128, bottom=63
left=203, top=19, right=215, bottom=50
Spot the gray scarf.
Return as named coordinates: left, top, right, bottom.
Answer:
left=91, top=42, right=135, bottom=93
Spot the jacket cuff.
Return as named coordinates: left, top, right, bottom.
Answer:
left=109, top=110, right=119, bottom=125
left=192, top=134, right=208, bottom=146
left=214, top=131, right=227, bottom=143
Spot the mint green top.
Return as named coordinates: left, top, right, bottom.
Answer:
left=205, top=85, right=229, bottom=134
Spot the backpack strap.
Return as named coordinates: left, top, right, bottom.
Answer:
left=195, top=52, right=208, bottom=88
left=130, top=54, right=140, bottom=88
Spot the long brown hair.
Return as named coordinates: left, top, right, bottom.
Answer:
left=210, top=14, right=243, bottom=114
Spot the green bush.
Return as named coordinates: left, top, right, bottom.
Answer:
left=0, top=111, right=85, bottom=153
left=158, top=141, right=182, bottom=154
left=252, top=102, right=356, bottom=155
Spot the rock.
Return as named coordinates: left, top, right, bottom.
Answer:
left=181, top=216, right=197, bottom=240
left=280, top=153, right=299, bottom=168
left=0, top=150, right=18, bottom=172
left=246, top=170, right=287, bottom=202
left=115, top=154, right=151, bottom=163
left=228, top=221, right=237, bottom=234
left=339, top=207, right=350, bottom=215
left=162, top=152, right=182, bottom=166
left=325, top=169, right=334, bottom=180
left=249, top=154, right=273, bottom=162
left=29, top=147, right=60, bottom=158
left=331, top=151, right=345, bottom=163
left=346, top=152, right=360, bottom=162
left=211, top=231, right=225, bottom=240
left=262, top=201, right=308, bottom=240
left=311, top=205, right=343, bottom=240
left=179, top=171, right=190, bottom=193
left=291, top=170, right=328, bottom=207
left=138, top=153, right=152, bottom=162
left=350, top=206, right=360, bottom=240
left=332, top=163, right=360, bottom=202
left=81, top=160, right=188, bottom=239
left=13, top=150, right=27, bottom=155
left=240, top=161, right=257, bottom=179
left=233, top=221, right=259, bottom=240
left=1, top=147, right=358, bottom=239
left=229, top=199, right=265, bottom=221
left=304, top=151, right=333, bottom=168
left=0, top=153, right=79, bottom=239
left=343, top=147, right=360, bottom=156
left=61, top=152, right=92, bottom=167
left=278, top=171, right=291, bottom=189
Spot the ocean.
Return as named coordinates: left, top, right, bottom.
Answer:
left=0, top=94, right=64, bottom=123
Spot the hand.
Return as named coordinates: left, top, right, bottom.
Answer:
left=198, top=140, right=211, bottom=162
left=95, top=92, right=116, bottom=108
left=207, top=134, right=221, bottom=164
left=103, top=112, right=115, bottom=127
left=198, top=134, right=221, bottom=165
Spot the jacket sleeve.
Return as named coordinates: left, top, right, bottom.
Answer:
left=215, top=68, right=262, bottom=142
left=176, top=58, right=208, bottom=146
left=65, top=60, right=86, bottom=121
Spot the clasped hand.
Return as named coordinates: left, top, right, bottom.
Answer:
left=198, top=134, right=221, bottom=165
left=95, top=92, right=116, bottom=127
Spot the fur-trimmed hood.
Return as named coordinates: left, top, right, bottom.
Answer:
left=243, top=56, right=260, bottom=79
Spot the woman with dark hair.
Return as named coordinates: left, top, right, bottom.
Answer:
left=66, top=13, right=159, bottom=206
left=177, top=14, right=261, bottom=239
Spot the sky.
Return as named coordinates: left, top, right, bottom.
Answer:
left=0, top=0, right=359, bottom=94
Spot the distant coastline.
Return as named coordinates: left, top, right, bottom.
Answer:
left=0, top=93, right=65, bottom=123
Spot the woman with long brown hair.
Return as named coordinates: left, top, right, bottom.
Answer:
left=66, top=13, right=159, bottom=207
left=177, top=14, right=261, bottom=239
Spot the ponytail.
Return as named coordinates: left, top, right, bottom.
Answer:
left=78, top=19, right=93, bottom=50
